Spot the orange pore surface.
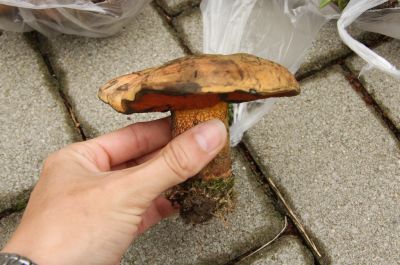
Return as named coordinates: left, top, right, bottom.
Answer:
left=126, top=91, right=264, bottom=112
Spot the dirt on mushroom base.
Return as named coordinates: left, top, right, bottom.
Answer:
left=167, top=175, right=235, bottom=224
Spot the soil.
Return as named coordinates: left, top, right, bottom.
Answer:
left=168, top=176, right=235, bottom=224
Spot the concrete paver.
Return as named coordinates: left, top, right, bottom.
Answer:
left=43, top=5, right=185, bottom=138
left=238, top=236, right=314, bottom=265
left=297, top=21, right=380, bottom=76
left=0, top=32, right=78, bottom=213
left=346, top=39, right=400, bottom=130
left=156, top=0, right=200, bottom=16
left=244, top=67, right=400, bottom=264
left=173, top=8, right=202, bottom=54
left=173, top=8, right=380, bottom=76
left=0, top=213, right=22, bottom=250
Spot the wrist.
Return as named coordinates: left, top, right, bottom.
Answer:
left=0, top=251, right=38, bottom=265
left=2, top=243, right=41, bottom=265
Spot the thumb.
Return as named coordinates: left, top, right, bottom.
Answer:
left=126, top=119, right=227, bottom=198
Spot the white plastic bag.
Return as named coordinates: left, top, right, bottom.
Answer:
left=338, top=0, right=400, bottom=78
left=201, top=0, right=399, bottom=146
left=0, top=0, right=151, bottom=37
left=201, top=0, right=338, bottom=146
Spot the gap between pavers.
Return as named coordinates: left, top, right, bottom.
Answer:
left=0, top=150, right=299, bottom=265
left=244, top=66, right=400, bottom=264
left=0, top=32, right=79, bottom=213
left=39, top=4, right=185, bottom=139
left=345, top=39, right=400, bottom=132
left=172, top=7, right=381, bottom=77
left=237, top=235, right=314, bottom=265
left=156, top=0, right=201, bottom=16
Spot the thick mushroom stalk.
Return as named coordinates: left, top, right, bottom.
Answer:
left=168, top=102, right=233, bottom=223
left=98, top=53, right=300, bottom=224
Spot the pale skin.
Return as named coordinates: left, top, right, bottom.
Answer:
left=1, top=118, right=227, bottom=265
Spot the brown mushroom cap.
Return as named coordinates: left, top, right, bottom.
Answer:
left=98, top=53, right=300, bottom=114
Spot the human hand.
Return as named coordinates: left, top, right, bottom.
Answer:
left=1, top=118, right=227, bottom=265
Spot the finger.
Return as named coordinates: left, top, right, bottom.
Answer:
left=124, top=119, right=227, bottom=199
left=78, top=117, right=171, bottom=171
left=111, top=149, right=162, bottom=171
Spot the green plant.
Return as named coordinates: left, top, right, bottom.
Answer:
left=320, top=0, right=349, bottom=10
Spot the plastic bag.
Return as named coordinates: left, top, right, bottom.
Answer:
left=201, top=0, right=338, bottom=146
left=0, top=0, right=151, bottom=37
left=201, top=0, right=399, bottom=146
left=338, top=0, right=400, bottom=78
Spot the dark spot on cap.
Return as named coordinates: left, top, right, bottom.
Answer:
left=159, top=82, right=202, bottom=93
left=116, top=84, right=130, bottom=91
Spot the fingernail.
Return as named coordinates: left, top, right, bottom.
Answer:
left=194, top=119, right=226, bottom=152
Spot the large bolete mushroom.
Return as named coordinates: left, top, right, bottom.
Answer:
left=99, top=53, right=299, bottom=223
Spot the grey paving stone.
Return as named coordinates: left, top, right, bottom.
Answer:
left=244, top=67, right=400, bottom=264
left=0, top=213, right=22, bottom=250
left=346, top=39, right=400, bottom=130
left=173, top=9, right=380, bottom=76
left=0, top=32, right=78, bottom=213
left=297, top=21, right=380, bottom=76
left=123, top=149, right=285, bottom=265
left=156, top=0, right=200, bottom=16
left=43, top=5, right=185, bottom=139
left=174, top=8, right=202, bottom=54
left=238, top=236, right=314, bottom=265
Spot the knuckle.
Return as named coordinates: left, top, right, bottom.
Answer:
left=163, top=142, right=195, bottom=180
left=42, top=151, right=63, bottom=170
left=129, top=123, right=150, bottom=154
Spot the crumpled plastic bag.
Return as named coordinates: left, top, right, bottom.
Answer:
left=338, top=0, right=400, bottom=78
left=201, top=0, right=399, bottom=146
left=201, top=0, right=338, bottom=145
left=0, top=0, right=151, bottom=37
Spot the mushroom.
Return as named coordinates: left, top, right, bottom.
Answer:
left=98, top=53, right=299, bottom=223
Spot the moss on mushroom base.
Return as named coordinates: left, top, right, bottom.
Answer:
left=169, top=102, right=234, bottom=223
left=168, top=176, right=235, bottom=223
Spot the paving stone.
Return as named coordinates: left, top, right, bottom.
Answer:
left=42, top=5, right=185, bottom=139
left=174, top=8, right=202, bottom=54
left=173, top=9, right=380, bottom=76
left=346, top=39, right=400, bottom=130
left=156, top=0, right=200, bottom=16
left=122, top=150, right=285, bottom=265
left=297, top=21, right=380, bottom=76
left=238, top=236, right=314, bottom=265
left=0, top=32, right=78, bottom=213
left=244, top=67, right=400, bottom=264
left=0, top=213, right=22, bottom=250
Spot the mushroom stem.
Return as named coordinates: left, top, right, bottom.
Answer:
left=168, top=101, right=234, bottom=223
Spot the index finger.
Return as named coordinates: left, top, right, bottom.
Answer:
left=86, top=117, right=171, bottom=171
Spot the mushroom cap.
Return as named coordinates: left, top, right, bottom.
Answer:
left=98, top=53, right=300, bottom=114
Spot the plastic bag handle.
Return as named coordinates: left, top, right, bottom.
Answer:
left=338, top=0, right=400, bottom=79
